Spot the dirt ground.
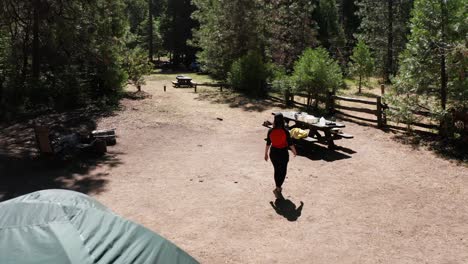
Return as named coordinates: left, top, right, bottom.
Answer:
left=1, top=78, right=468, bottom=263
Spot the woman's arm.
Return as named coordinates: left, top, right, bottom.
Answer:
left=265, top=144, right=270, bottom=161
left=290, top=144, right=297, bottom=157
left=265, top=129, right=272, bottom=161
left=284, top=127, right=297, bottom=157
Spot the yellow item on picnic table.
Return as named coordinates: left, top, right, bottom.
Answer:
left=290, top=128, right=309, bottom=139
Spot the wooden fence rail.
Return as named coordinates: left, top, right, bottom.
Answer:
left=276, top=90, right=437, bottom=131
left=196, top=82, right=228, bottom=93
left=330, top=93, right=386, bottom=128
left=335, top=110, right=379, bottom=124
left=334, top=104, right=378, bottom=115
left=333, top=95, right=377, bottom=106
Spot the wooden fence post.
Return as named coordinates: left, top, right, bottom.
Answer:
left=381, top=84, right=385, bottom=95
left=194, top=84, right=197, bottom=93
left=164, top=85, right=166, bottom=92
left=284, top=89, right=290, bottom=106
left=220, top=84, right=223, bottom=92
left=382, top=103, right=387, bottom=127
left=377, top=96, right=383, bottom=128
left=326, top=91, right=335, bottom=115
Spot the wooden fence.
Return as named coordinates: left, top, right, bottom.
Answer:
left=330, top=94, right=387, bottom=128
left=181, top=83, right=442, bottom=132
left=194, top=82, right=228, bottom=93
left=271, top=91, right=439, bottom=131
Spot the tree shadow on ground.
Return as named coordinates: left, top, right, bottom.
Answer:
left=122, top=91, right=152, bottom=100
left=295, top=143, right=355, bottom=162
left=391, top=131, right=468, bottom=164
left=0, top=105, right=122, bottom=202
left=0, top=152, right=123, bottom=202
left=337, top=115, right=467, bottom=164
left=194, top=91, right=287, bottom=112
left=270, top=199, right=304, bottom=221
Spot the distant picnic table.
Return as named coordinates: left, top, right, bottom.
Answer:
left=172, top=76, right=197, bottom=88
left=265, top=112, right=353, bottom=149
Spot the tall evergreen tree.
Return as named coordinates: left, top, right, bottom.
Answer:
left=356, top=0, right=413, bottom=82
left=0, top=0, right=148, bottom=114
left=266, top=0, right=318, bottom=71
left=160, top=0, right=197, bottom=66
left=390, top=0, right=467, bottom=133
left=337, top=0, right=360, bottom=62
left=349, top=40, right=374, bottom=93
left=314, top=0, right=345, bottom=61
left=192, top=0, right=266, bottom=78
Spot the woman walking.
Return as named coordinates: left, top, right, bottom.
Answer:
left=264, top=113, right=297, bottom=199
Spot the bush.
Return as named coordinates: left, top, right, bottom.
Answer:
left=292, top=47, right=343, bottom=109
left=349, top=40, right=374, bottom=93
left=228, top=51, right=269, bottom=97
left=124, top=47, right=152, bottom=91
left=271, top=67, right=294, bottom=104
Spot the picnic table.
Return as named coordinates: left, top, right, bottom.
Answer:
left=268, top=112, right=353, bottom=149
left=172, top=76, right=197, bottom=88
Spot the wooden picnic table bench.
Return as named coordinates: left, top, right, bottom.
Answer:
left=172, top=76, right=197, bottom=88
left=267, top=112, right=354, bottom=149
left=262, top=121, right=318, bottom=145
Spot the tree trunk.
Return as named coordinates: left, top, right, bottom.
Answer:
left=148, top=0, right=154, bottom=62
left=439, top=0, right=449, bottom=136
left=385, top=0, right=393, bottom=84
left=22, top=23, right=30, bottom=80
left=340, top=0, right=345, bottom=28
left=440, top=0, right=447, bottom=111
left=32, top=0, right=40, bottom=80
left=171, top=5, right=180, bottom=66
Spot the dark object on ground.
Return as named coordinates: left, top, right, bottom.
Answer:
left=270, top=199, right=304, bottom=222
left=123, top=91, right=152, bottom=100
left=91, top=129, right=116, bottom=146
left=0, top=189, right=199, bottom=264
left=34, top=125, right=108, bottom=157
left=216, top=118, right=223, bottom=121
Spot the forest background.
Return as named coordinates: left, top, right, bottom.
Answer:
left=0, top=0, right=466, bottom=137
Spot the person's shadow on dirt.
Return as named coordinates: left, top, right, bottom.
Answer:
left=270, top=199, right=304, bottom=221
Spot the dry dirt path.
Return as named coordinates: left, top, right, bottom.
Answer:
left=81, top=80, right=466, bottom=263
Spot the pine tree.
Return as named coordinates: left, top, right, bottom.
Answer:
left=292, top=48, right=343, bottom=109
left=390, top=0, right=467, bottom=134
left=160, top=0, right=197, bottom=66
left=349, top=40, right=374, bottom=93
left=314, top=0, right=345, bottom=61
left=266, top=0, right=318, bottom=71
left=356, top=0, right=413, bottom=83
left=192, top=0, right=266, bottom=78
left=336, top=0, right=360, bottom=62
left=0, top=0, right=138, bottom=112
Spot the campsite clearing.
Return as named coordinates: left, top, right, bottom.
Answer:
left=1, top=77, right=467, bottom=264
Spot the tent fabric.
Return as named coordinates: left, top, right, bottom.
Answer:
left=0, top=189, right=198, bottom=264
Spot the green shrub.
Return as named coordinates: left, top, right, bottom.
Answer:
left=228, top=51, right=269, bottom=97
left=124, top=47, right=152, bottom=91
left=349, top=40, right=374, bottom=93
left=292, top=47, right=343, bottom=109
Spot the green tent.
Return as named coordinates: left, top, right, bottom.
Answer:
left=0, top=189, right=198, bottom=264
